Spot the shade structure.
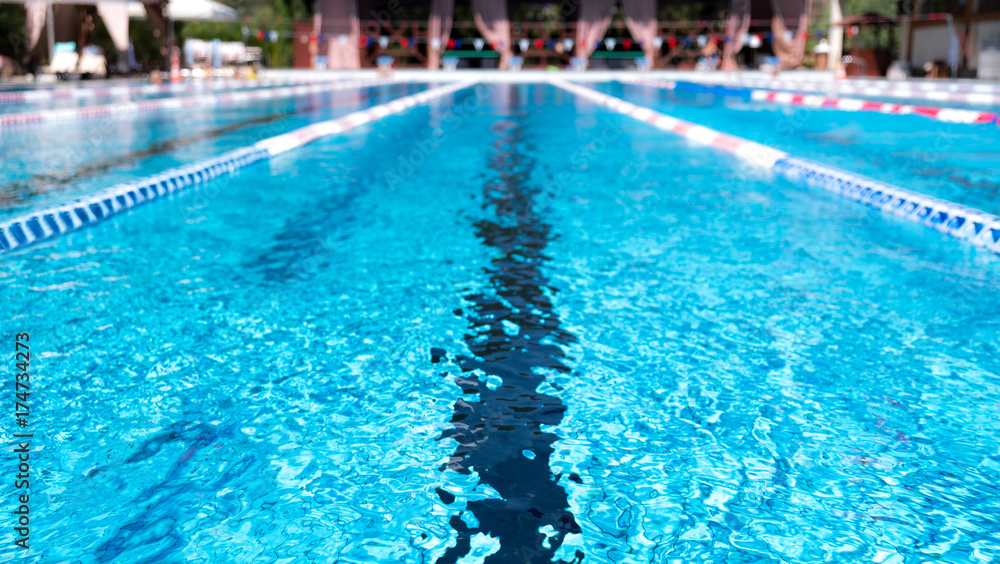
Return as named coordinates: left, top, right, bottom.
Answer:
left=127, top=0, right=236, bottom=22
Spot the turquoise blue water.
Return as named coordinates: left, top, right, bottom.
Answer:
left=606, top=82, right=1000, bottom=216
left=0, top=82, right=426, bottom=219
left=1, top=83, right=999, bottom=563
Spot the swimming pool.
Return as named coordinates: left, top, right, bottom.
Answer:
left=0, top=81, right=427, bottom=219
left=2, top=80, right=999, bottom=563
left=0, top=77, right=327, bottom=113
left=602, top=81, right=1000, bottom=217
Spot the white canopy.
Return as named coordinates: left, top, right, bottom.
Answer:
left=13, top=0, right=236, bottom=71
left=127, top=0, right=236, bottom=22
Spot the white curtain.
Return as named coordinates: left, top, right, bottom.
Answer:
left=575, top=0, right=615, bottom=59
left=319, top=0, right=360, bottom=69
left=427, top=0, right=454, bottom=69
left=771, top=13, right=808, bottom=69
left=97, top=3, right=131, bottom=52
left=25, top=1, right=47, bottom=51
left=621, top=0, right=658, bottom=62
left=771, top=0, right=809, bottom=70
left=722, top=0, right=751, bottom=71
left=471, top=0, right=512, bottom=69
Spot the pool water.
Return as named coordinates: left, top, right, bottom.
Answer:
left=605, top=82, right=1000, bottom=217
left=0, top=82, right=427, bottom=219
left=2, top=82, right=999, bottom=563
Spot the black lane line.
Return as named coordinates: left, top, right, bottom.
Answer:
left=90, top=420, right=241, bottom=562
left=249, top=189, right=362, bottom=283
left=436, top=87, right=584, bottom=564
left=0, top=85, right=397, bottom=210
left=247, top=88, right=450, bottom=283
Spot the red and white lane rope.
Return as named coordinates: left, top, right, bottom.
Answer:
left=0, top=78, right=405, bottom=131
left=722, top=77, right=1000, bottom=95
left=695, top=77, right=1000, bottom=106
left=0, top=77, right=327, bottom=105
left=622, top=78, right=999, bottom=125
left=551, top=79, right=1000, bottom=255
left=748, top=89, right=998, bottom=124
left=0, top=80, right=477, bottom=255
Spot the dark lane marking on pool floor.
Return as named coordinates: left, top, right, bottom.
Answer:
left=0, top=113, right=288, bottom=208
left=436, top=86, right=584, bottom=564
left=249, top=188, right=362, bottom=283
left=0, top=86, right=396, bottom=210
left=90, top=420, right=243, bottom=562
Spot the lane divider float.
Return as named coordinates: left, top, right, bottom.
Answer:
left=747, top=89, right=998, bottom=124
left=0, top=77, right=331, bottom=105
left=621, top=78, right=999, bottom=125
left=709, top=77, right=1000, bottom=94
left=551, top=79, right=1000, bottom=255
left=0, top=78, right=412, bottom=131
left=689, top=77, right=1000, bottom=106
left=0, top=80, right=477, bottom=256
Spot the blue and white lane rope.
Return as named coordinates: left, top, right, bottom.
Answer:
left=0, top=77, right=331, bottom=105
left=550, top=79, right=1000, bottom=255
left=0, top=80, right=478, bottom=256
left=0, top=78, right=410, bottom=131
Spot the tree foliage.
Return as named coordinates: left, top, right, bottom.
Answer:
left=0, top=5, right=29, bottom=64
